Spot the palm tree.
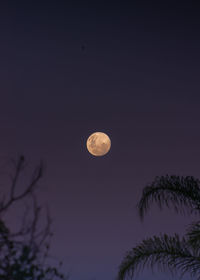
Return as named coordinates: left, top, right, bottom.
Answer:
left=118, top=175, right=200, bottom=280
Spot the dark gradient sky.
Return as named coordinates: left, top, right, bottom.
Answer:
left=0, top=1, right=200, bottom=279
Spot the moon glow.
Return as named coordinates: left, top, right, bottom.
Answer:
left=87, top=132, right=111, bottom=156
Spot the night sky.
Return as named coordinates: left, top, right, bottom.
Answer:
left=1, top=1, right=200, bottom=279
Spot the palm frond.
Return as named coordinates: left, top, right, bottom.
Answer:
left=187, top=221, right=200, bottom=250
left=117, top=234, right=200, bottom=280
left=138, top=175, right=200, bottom=219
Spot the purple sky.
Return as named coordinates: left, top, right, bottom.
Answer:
left=0, top=1, right=200, bottom=279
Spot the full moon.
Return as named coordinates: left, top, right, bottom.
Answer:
left=86, top=132, right=111, bottom=156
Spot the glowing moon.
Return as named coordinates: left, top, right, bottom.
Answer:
left=86, top=132, right=111, bottom=156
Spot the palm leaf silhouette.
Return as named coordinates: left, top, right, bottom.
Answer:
left=138, top=175, right=200, bottom=219
left=118, top=234, right=200, bottom=280
left=118, top=175, right=200, bottom=280
left=187, top=221, right=200, bottom=250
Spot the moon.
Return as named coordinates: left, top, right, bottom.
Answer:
left=86, top=132, right=111, bottom=156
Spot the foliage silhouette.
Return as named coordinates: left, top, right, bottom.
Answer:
left=0, top=156, right=68, bottom=280
left=118, top=175, right=200, bottom=280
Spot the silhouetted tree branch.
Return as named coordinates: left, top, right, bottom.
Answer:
left=0, top=156, right=43, bottom=213
left=0, top=155, right=69, bottom=280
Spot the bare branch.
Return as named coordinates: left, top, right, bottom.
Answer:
left=0, top=156, right=67, bottom=280
left=0, top=157, right=43, bottom=213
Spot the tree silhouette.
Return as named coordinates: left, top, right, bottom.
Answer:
left=118, top=175, right=200, bottom=280
left=0, top=156, right=69, bottom=280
